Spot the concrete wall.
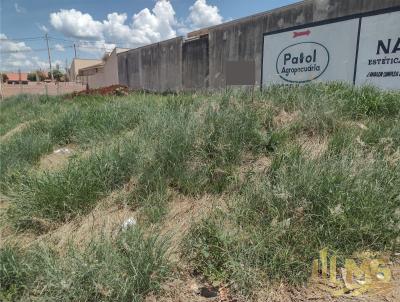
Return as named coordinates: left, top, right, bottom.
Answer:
left=103, top=50, right=120, bottom=87
left=182, top=36, right=209, bottom=90
left=126, top=49, right=141, bottom=89
left=88, top=71, right=105, bottom=89
left=117, top=0, right=399, bottom=91
left=82, top=49, right=129, bottom=89
left=207, top=0, right=400, bottom=89
left=119, top=37, right=183, bottom=92
left=117, top=51, right=129, bottom=87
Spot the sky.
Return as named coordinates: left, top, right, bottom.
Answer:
left=0, top=0, right=298, bottom=72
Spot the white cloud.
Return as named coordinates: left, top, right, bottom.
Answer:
left=0, top=34, right=48, bottom=71
left=188, top=0, right=223, bottom=29
left=54, top=44, right=65, bottom=52
left=37, top=23, right=49, bottom=33
left=14, top=3, right=26, bottom=14
left=77, top=40, right=116, bottom=55
left=48, top=0, right=221, bottom=49
left=49, top=1, right=177, bottom=49
left=50, top=9, right=103, bottom=39
left=0, top=34, right=31, bottom=53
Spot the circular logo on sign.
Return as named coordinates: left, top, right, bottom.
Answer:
left=276, top=42, right=330, bottom=83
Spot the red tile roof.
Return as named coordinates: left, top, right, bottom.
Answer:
left=6, top=72, right=28, bottom=81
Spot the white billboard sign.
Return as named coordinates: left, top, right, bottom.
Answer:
left=355, top=11, right=400, bottom=90
left=262, top=8, right=400, bottom=90
left=262, top=19, right=359, bottom=85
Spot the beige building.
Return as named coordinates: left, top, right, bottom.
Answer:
left=68, top=58, right=103, bottom=83
left=78, top=48, right=129, bottom=89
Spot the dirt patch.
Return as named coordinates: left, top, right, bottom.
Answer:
left=342, top=121, right=369, bottom=131
left=38, top=145, right=76, bottom=171
left=238, top=154, right=272, bottom=184
left=273, top=110, right=300, bottom=128
left=161, top=193, right=226, bottom=258
left=0, top=187, right=136, bottom=250
left=0, top=195, right=39, bottom=249
left=149, top=193, right=236, bottom=301
left=146, top=272, right=239, bottom=302
left=0, top=121, right=30, bottom=141
left=65, top=85, right=128, bottom=98
left=298, top=135, right=328, bottom=159
left=44, top=193, right=136, bottom=250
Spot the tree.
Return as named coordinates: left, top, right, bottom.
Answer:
left=27, top=72, right=37, bottom=81
left=48, top=69, right=65, bottom=82
left=36, top=71, right=47, bottom=81
left=27, top=71, right=47, bottom=82
left=1, top=73, right=8, bottom=83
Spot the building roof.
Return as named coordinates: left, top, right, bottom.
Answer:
left=115, top=48, right=130, bottom=54
left=5, top=72, right=28, bottom=81
left=78, top=63, right=105, bottom=76
left=79, top=62, right=105, bottom=71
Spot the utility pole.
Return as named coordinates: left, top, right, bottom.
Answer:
left=73, top=43, right=77, bottom=58
left=19, top=69, right=22, bottom=94
left=45, top=33, right=54, bottom=81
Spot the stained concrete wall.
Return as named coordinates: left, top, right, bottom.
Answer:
left=104, top=49, right=128, bottom=87
left=87, top=71, right=105, bottom=89
left=117, top=51, right=129, bottom=87
left=118, top=0, right=400, bottom=91
left=207, top=0, right=400, bottom=89
left=119, top=37, right=183, bottom=92
left=182, top=36, right=209, bottom=90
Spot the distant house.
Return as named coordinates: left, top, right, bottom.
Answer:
left=78, top=62, right=105, bottom=88
left=78, top=48, right=129, bottom=89
left=68, top=59, right=103, bottom=83
left=6, top=72, right=28, bottom=84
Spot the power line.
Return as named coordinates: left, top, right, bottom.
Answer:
left=1, top=35, right=119, bottom=45
left=0, top=46, right=74, bottom=54
left=0, top=36, right=44, bottom=41
left=0, top=45, right=113, bottom=54
left=48, top=36, right=119, bottom=45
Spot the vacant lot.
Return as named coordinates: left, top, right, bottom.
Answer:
left=0, top=85, right=399, bottom=301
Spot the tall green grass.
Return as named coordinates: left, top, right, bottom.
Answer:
left=0, top=94, right=155, bottom=185
left=7, top=94, right=265, bottom=230
left=182, top=84, right=400, bottom=293
left=1, top=83, right=399, bottom=298
left=0, top=227, right=169, bottom=301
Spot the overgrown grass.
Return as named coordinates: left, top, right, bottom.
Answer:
left=6, top=93, right=265, bottom=230
left=0, top=94, right=154, bottom=185
left=184, top=148, right=399, bottom=290
left=0, top=227, right=169, bottom=301
left=182, top=84, right=400, bottom=294
left=1, top=83, right=399, bottom=299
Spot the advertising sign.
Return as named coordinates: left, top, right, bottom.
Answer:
left=262, top=19, right=359, bottom=85
left=355, top=11, right=400, bottom=90
left=262, top=8, right=400, bottom=90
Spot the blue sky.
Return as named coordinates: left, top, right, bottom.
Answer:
left=0, top=0, right=298, bottom=71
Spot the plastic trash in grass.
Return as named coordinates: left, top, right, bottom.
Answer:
left=53, top=148, right=72, bottom=155
left=121, top=217, right=137, bottom=231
